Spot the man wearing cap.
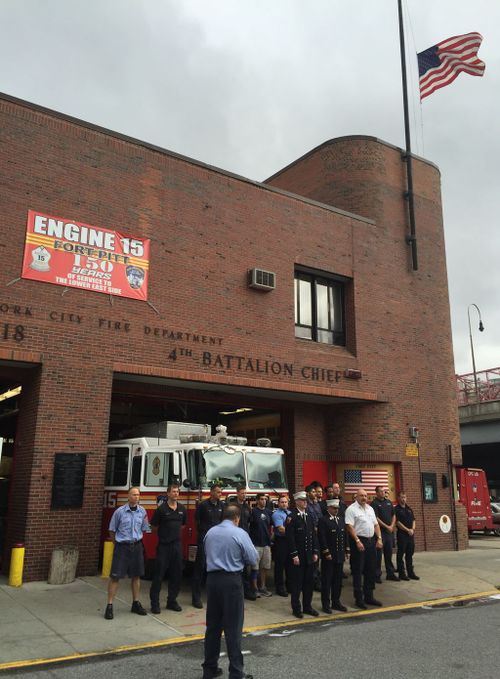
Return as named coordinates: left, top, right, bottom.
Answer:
left=318, top=499, right=347, bottom=613
left=285, top=490, right=319, bottom=618
left=345, top=488, right=383, bottom=609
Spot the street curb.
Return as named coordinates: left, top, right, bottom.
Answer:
left=1, top=589, right=498, bottom=672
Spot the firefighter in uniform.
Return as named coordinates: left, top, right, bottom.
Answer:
left=371, top=485, right=399, bottom=582
left=395, top=491, right=420, bottom=581
left=192, top=484, right=225, bottom=608
left=318, top=499, right=347, bottom=613
left=285, top=490, right=319, bottom=618
left=149, top=483, right=186, bottom=613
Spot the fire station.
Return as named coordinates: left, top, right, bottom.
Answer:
left=0, top=92, right=467, bottom=581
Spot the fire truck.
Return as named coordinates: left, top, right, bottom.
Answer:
left=457, top=467, right=500, bottom=536
left=101, top=422, right=289, bottom=574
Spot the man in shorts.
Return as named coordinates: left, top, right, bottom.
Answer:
left=104, top=486, right=150, bottom=620
left=249, top=493, right=273, bottom=597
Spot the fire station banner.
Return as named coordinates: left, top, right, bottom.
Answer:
left=335, top=462, right=397, bottom=502
left=21, top=210, right=150, bottom=301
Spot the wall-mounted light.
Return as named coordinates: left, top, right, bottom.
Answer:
left=409, top=426, right=419, bottom=441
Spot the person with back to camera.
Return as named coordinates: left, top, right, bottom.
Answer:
left=202, top=504, right=257, bottom=679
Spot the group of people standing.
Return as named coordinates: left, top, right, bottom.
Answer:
left=104, top=481, right=419, bottom=679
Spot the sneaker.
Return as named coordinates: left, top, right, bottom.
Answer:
left=258, top=587, right=272, bottom=597
left=104, top=604, right=113, bottom=620
left=166, top=601, right=182, bottom=612
left=131, top=601, right=147, bottom=615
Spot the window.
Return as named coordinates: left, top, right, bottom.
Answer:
left=294, top=269, right=345, bottom=345
left=105, top=447, right=130, bottom=487
left=144, top=451, right=173, bottom=487
left=247, top=453, right=287, bottom=490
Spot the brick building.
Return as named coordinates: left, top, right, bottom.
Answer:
left=0, top=93, right=467, bottom=581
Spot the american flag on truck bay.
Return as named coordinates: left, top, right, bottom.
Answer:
left=343, top=469, right=389, bottom=495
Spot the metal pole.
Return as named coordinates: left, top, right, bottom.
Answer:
left=397, top=0, right=418, bottom=270
left=467, top=304, right=484, bottom=401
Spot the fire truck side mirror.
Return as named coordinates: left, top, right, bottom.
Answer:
left=182, top=478, right=191, bottom=488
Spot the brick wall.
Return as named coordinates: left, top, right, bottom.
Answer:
left=0, top=97, right=464, bottom=578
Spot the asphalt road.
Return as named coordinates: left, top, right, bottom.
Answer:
left=5, top=596, right=500, bottom=679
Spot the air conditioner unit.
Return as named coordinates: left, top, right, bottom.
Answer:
left=248, top=268, right=276, bottom=291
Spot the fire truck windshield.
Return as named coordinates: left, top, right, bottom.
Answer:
left=247, top=452, right=287, bottom=489
left=191, top=447, right=245, bottom=488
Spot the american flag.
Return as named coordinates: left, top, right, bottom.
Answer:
left=418, top=32, right=485, bottom=100
left=343, top=469, right=389, bottom=495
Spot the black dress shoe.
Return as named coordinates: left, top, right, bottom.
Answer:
left=150, top=604, right=161, bottom=614
left=332, top=601, right=348, bottom=612
left=342, top=572, right=348, bottom=579
left=292, top=610, right=303, bottom=618
left=355, top=599, right=367, bottom=610
left=408, top=573, right=420, bottom=580
left=245, top=591, right=257, bottom=601
left=202, top=669, right=223, bottom=679
left=399, top=574, right=410, bottom=581
left=276, top=589, right=288, bottom=597
left=322, top=606, right=332, bottom=614
left=303, top=607, right=319, bottom=616
left=192, top=600, right=204, bottom=609
left=166, top=601, right=182, bottom=612
left=387, top=573, right=400, bottom=581
left=131, top=601, right=147, bottom=615
left=375, top=577, right=382, bottom=584
left=365, top=597, right=382, bottom=606
left=104, top=603, right=114, bottom=620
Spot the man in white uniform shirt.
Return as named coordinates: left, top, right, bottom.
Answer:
left=345, top=488, right=383, bottom=609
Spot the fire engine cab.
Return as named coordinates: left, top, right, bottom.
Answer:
left=101, top=422, right=289, bottom=573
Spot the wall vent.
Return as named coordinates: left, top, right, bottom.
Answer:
left=248, top=268, right=276, bottom=291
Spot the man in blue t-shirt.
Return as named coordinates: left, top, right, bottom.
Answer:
left=249, top=493, right=273, bottom=597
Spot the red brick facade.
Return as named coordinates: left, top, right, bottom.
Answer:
left=0, top=94, right=465, bottom=580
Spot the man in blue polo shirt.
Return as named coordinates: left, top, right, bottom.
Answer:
left=105, top=486, right=150, bottom=620
left=202, top=504, right=257, bottom=679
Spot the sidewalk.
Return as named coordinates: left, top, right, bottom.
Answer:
left=1, top=536, right=499, bottom=670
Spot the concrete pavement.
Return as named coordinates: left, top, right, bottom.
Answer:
left=1, top=536, right=499, bottom=671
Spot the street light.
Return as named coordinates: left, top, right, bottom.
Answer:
left=467, top=303, right=484, bottom=401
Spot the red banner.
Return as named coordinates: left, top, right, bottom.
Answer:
left=21, top=210, right=150, bottom=301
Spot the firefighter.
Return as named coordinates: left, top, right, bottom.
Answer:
left=191, top=484, right=225, bottom=608
left=286, top=490, right=319, bottom=618
left=149, top=483, right=187, bottom=613
left=318, top=499, right=347, bottom=613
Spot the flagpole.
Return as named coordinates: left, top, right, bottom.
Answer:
left=397, top=0, right=418, bottom=271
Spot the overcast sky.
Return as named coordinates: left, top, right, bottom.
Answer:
left=1, top=0, right=498, bottom=376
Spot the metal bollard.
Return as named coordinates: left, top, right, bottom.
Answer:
left=101, top=540, right=114, bottom=578
left=9, top=543, right=25, bottom=587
